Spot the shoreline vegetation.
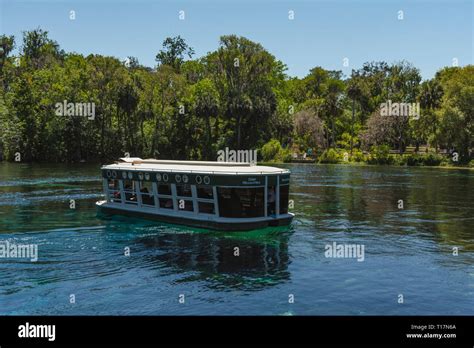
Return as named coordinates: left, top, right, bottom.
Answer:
left=263, top=160, right=474, bottom=171
left=261, top=140, right=474, bottom=168
left=0, top=30, right=473, bottom=167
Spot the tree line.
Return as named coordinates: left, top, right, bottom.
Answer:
left=0, top=29, right=472, bottom=164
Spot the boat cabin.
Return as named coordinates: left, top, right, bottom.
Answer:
left=96, top=158, right=294, bottom=231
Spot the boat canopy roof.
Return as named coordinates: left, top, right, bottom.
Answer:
left=101, top=158, right=289, bottom=175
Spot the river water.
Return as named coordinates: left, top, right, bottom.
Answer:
left=0, top=162, right=472, bottom=315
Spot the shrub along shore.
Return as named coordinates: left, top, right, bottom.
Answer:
left=261, top=140, right=474, bottom=168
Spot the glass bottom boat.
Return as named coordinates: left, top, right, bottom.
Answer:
left=96, top=158, right=294, bottom=231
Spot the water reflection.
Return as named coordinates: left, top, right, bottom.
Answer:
left=135, top=227, right=292, bottom=291
left=288, top=164, right=473, bottom=250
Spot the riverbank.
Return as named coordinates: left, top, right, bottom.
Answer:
left=287, top=161, right=474, bottom=170
left=261, top=141, right=473, bottom=169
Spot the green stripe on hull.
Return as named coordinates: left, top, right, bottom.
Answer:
left=97, top=204, right=293, bottom=232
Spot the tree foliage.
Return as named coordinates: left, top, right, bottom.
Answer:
left=0, top=30, right=472, bottom=164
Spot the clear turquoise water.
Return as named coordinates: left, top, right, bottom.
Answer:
left=0, top=162, right=473, bottom=315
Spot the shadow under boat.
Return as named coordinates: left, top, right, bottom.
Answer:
left=132, top=222, right=293, bottom=291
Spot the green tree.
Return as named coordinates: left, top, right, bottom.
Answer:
left=190, top=78, right=220, bottom=160
left=155, top=36, right=195, bottom=71
left=346, top=74, right=369, bottom=154
left=21, top=28, right=63, bottom=69
left=413, top=79, right=444, bottom=151
left=436, top=66, right=474, bottom=163
left=210, top=35, right=278, bottom=149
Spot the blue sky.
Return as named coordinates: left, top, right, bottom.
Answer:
left=1, top=0, right=472, bottom=79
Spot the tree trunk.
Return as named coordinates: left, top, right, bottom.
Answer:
left=236, top=114, right=241, bottom=149
left=99, top=98, right=105, bottom=160
left=350, top=98, right=355, bottom=155
left=214, top=116, right=219, bottom=144
left=206, top=116, right=212, bottom=160
left=331, top=117, right=335, bottom=148
left=140, top=114, right=147, bottom=155
left=152, top=94, right=166, bottom=157
left=152, top=113, right=160, bottom=157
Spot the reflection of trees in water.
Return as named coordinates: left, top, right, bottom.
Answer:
left=293, top=165, right=473, bottom=249
left=408, top=171, right=473, bottom=249
left=136, top=229, right=292, bottom=290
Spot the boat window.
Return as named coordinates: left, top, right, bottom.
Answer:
left=217, top=187, right=264, bottom=218
left=123, top=179, right=133, bottom=190
left=107, top=179, right=121, bottom=203
left=176, top=184, right=192, bottom=197
left=107, top=179, right=120, bottom=190
left=176, top=198, right=194, bottom=212
left=198, top=202, right=215, bottom=215
left=123, top=180, right=137, bottom=204
left=279, top=185, right=289, bottom=214
left=267, top=185, right=276, bottom=216
left=139, top=181, right=154, bottom=206
left=197, top=185, right=213, bottom=199
left=159, top=198, right=174, bottom=209
left=158, top=184, right=172, bottom=196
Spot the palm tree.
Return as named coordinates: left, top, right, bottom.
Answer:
left=347, top=76, right=365, bottom=154
left=418, top=79, right=443, bottom=152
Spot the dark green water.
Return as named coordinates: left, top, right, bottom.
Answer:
left=0, top=162, right=472, bottom=315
